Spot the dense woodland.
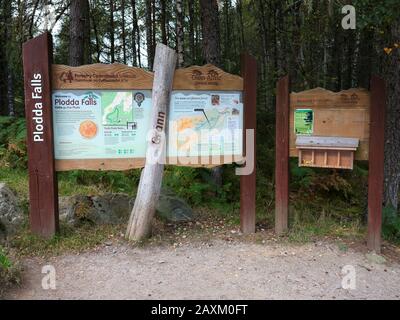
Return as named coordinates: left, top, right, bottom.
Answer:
left=0, top=1, right=399, bottom=234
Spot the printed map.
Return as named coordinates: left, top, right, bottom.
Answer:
left=102, top=92, right=133, bottom=125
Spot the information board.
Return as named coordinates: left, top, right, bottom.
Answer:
left=52, top=90, right=151, bottom=159
left=294, top=109, right=313, bottom=135
left=168, top=91, right=243, bottom=158
left=51, top=63, right=245, bottom=169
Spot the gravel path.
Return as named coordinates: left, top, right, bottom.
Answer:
left=5, top=240, right=400, bottom=300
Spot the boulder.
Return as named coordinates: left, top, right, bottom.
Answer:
left=156, top=190, right=194, bottom=222
left=59, top=190, right=193, bottom=225
left=0, top=183, right=24, bottom=238
left=59, top=193, right=134, bottom=225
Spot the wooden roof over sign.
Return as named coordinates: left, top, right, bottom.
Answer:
left=52, top=63, right=244, bottom=91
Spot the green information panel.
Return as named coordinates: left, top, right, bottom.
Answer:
left=294, top=109, right=313, bottom=135
left=168, top=91, right=243, bottom=157
left=52, top=90, right=244, bottom=160
left=52, top=90, right=151, bottom=159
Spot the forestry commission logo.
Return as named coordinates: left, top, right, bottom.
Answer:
left=60, top=70, right=74, bottom=83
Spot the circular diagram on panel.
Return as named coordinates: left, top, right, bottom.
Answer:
left=79, top=120, right=98, bottom=139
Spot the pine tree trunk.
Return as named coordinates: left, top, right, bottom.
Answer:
left=188, top=0, right=195, bottom=64
left=131, top=0, right=140, bottom=67
left=200, top=0, right=221, bottom=67
left=7, top=70, right=14, bottom=117
left=122, top=0, right=127, bottom=64
left=237, top=0, right=245, bottom=50
left=110, top=0, right=115, bottom=63
left=200, top=0, right=223, bottom=188
left=69, top=0, right=90, bottom=66
left=176, top=0, right=185, bottom=67
left=383, top=21, right=400, bottom=210
left=160, top=0, right=167, bottom=45
left=145, top=0, right=153, bottom=69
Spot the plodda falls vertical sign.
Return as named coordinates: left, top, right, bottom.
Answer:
left=23, top=33, right=59, bottom=237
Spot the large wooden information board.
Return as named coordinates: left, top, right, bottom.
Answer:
left=23, top=32, right=257, bottom=239
left=52, top=64, right=244, bottom=171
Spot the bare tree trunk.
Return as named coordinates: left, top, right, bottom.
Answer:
left=145, top=0, right=153, bottom=69
left=91, top=9, right=101, bottom=63
left=223, top=0, right=230, bottom=63
left=176, top=0, right=185, bottom=67
left=69, top=0, right=90, bottom=66
left=131, top=0, right=140, bottom=67
left=200, top=0, right=221, bottom=66
left=7, top=71, right=14, bottom=117
left=200, top=0, right=223, bottom=188
left=110, top=0, right=115, bottom=63
left=126, top=44, right=177, bottom=240
left=122, top=0, right=127, bottom=64
left=384, top=21, right=400, bottom=211
left=188, top=0, right=195, bottom=64
left=237, top=0, right=245, bottom=50
left=152, top=0, right=156, bottom=60
left=160, top=0, right=167, bottom=45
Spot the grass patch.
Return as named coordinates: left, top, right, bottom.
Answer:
left=10, top=222, right=125, bottom=257
left=286, top=219, right=365, bottom=243
left=0, top=246, right=21, bottom=298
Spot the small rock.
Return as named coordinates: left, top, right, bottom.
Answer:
left=105, top=241, right=112, bottom=246
left=366, top=253, right=386, bottom=264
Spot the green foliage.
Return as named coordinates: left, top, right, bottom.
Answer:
left=0, top=246, right=12, bottom=269
left=0, top=117, right=27, bottom=169
left=382, top=205, right=400, bottom=243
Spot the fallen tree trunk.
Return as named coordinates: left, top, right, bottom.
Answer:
left=126, top=43, right=177, bottom=240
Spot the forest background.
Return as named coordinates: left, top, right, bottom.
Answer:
left=0, top=0, right=399, bottom=243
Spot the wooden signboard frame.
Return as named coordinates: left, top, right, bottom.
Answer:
left=275, top=75, right=386, bottom=252
left=23, top=32, right=257, bottom=238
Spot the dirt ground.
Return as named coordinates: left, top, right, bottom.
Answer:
left=5, top=239, right=400, bottom=300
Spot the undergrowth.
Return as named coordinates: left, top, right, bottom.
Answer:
left=1, top=116, right=399, bottom=244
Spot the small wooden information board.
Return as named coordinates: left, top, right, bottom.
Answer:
left=275, top=77, right=386, bottom=252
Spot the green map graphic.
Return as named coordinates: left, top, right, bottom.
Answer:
left=102, top=92, right=133, bottom=125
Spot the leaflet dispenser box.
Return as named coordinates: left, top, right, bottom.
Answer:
left=296, top=136, right=359, bottom=170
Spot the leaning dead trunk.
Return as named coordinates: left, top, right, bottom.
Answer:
left=126, top=43, right=177, bottom=240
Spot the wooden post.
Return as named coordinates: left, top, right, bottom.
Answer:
left=240, top=53, right=257, bottom=234
left=275, top=75, right=290, bottom=235
left=22, top=32, right=59, bottom=238
left=367, top=76, right=386, bottom=253
left=126, top=44, right=177, bottom=240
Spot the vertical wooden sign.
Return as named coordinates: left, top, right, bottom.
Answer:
left=240, top=53, right=257, bottom=234
left=367, top=76, right=386, bottom=252
left=275, top=75, right=290, bottom=235
left=23, top=32, right=59, bottom=238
